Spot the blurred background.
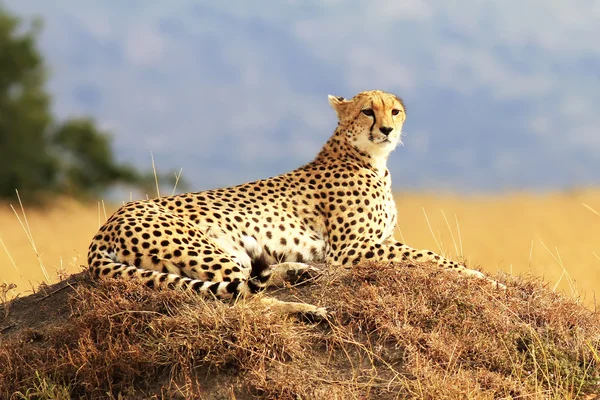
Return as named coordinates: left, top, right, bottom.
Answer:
left=1, top=1, right=599, bottom=305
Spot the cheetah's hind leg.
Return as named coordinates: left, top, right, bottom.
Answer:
left=267, top=262, right=323, bottom=288
left=258, top=296, right=328, bottom=321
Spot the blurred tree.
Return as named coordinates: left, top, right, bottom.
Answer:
left=0, top=6, right=177, bottom=202
left=0, top=10, right=57, bottom=200
left=51, top=118, right=142, bottom=196
left=52, top=117, right=181, bottom=197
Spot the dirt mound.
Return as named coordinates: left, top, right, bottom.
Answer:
left=1, top=263, right=599, bottom=399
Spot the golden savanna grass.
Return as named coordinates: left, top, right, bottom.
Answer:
left=1, top=189, right=599, bottom=306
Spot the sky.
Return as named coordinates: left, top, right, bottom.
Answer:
left=6, top=0, right=600, bottom=193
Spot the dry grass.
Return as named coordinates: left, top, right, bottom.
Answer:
left=1, top=190, right=599, bottom=307
left=1, top=263, right=599, bottom=399
left=0, top=197, right=115, bottom=297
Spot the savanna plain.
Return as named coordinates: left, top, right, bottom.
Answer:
left=1, top=189, right=599, bottom=308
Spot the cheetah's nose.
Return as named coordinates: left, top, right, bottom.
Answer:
left=379, top=126, right=393, bottom=136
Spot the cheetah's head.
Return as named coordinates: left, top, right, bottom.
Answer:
left=328, top=90, right=406, bottom=159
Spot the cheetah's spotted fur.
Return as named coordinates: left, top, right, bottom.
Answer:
left=88, top=90, right=504, bottom=318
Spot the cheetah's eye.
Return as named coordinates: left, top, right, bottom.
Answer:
left=361, top=109, right=375, bottom=117
left=391, top=109, right=401, bottom=116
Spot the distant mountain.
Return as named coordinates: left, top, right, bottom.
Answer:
left=8, top=0, right=600, bottom=192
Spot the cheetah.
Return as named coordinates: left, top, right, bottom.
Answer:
left=88, top=90, right=504, bottom=318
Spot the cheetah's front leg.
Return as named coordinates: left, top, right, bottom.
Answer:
left=332, top=239, right=506, bottom=289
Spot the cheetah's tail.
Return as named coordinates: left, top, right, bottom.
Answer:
left=89, top=238, right=273, bottom=300
left=242, top=236, right=273, bottom=293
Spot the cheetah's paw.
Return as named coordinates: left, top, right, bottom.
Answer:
left=297, top=306, right=329, bottom=322
left=271, top=262, right=323, bottom=286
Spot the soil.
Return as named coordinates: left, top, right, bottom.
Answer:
left=1, top=272, right=92, bottom=339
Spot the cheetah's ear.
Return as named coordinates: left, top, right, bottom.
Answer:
left=328, top=95, right=351, bottom=119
